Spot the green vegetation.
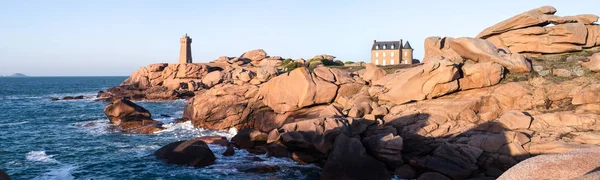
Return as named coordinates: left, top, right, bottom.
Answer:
left=283, top=61, right=303, bottom=72
left=281, top=58, right=293, bottom=66
left=344, top=61, right=355, bottom=64
left=308, top=58, right=344, bottom=66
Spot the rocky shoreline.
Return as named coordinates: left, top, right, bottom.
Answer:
left=98, top=6, right=600, bottom=180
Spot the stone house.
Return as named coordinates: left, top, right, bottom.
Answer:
left=371, top=40, right=413, bottom=66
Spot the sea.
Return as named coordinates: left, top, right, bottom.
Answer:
left=0, top=77, right=320, bottom=180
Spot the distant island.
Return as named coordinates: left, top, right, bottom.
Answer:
left=1, top=73, right=27, bottom=77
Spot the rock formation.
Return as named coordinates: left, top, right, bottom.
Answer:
left=498, top=148, right=600, bottom=180
left=109, top=26, right=600, bottom=178
left=154, top=139, right=216, bottom=167
left=103, top=99, right=163, bottom=134
left=477, top=6, right=600, bottom=56
left=0, top=169, right=10, bottom=180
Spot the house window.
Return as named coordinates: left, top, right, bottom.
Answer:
left=376, top=45, right=379, bottom=50
left=391, top=59, right=394, bottom=65
left=383, top=45, right=387, bottom=49
left=391, top=44, right=395, bottom=49
left=404, top=52, right=407, bottom=56
left=375, top=52, right=379, bottom=57
left=375, top=59, right=379, bottom=65
left=383, top=52, right=386, bottom=57
left=383, top=60, right=386, bottom=66
left=391, top=52, right=394, bottom=57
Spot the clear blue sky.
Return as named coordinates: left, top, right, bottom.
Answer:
left=0, top=0, right=597, bottom=76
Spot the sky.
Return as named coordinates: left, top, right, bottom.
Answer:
left=0, top=0, right=598, bottom=76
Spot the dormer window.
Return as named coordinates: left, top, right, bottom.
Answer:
left=391, top=44, right=395, bottom=49
left=383, top=45, right=387, bottom=49
left=376, top=45, right=379, bottom=50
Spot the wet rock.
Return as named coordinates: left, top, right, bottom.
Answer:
left=103, top=99, right=163, bottom=134
left=193, top=136, right=229, bottom=147
left=245, top=156, right=265, bottom=162
left=266, top=143, right=291, bottom=158
left=0, top=169, right=10, bottom=180
left=417, top=172, right=451, bottom=180
left=154, top=139, right=216, bottom=167
left=231, top=128, right=258, bottom=149
left=222, top=145, right=235, bottom=156
left=238, top=165, right=280, bottom=173
left=394, top=164, right=417, bottom=179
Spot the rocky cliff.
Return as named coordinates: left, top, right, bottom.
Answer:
left=477, top=6, right=600, bottom=57
left=103, top=6, right=600, bottom=179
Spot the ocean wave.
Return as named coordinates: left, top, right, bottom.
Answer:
left=72, top=119, right=112, bottom=136
left=33, top=165, right=77, bottom=180
left=156, top=121, right=238, bottom=140
left=26, top=151, right=59, bottom=163
left=0, top=121, right=28, bottom=126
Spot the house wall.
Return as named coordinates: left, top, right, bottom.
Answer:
left=401, top=49, right=414, bottom=64
left=371, top=49, right=401, bottom=66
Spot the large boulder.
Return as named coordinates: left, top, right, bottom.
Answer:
left=321, top=134, right=391, bottom=180
left=201, top=71, right=223, bottom=88
left=422, top=37, right=463, bottom=64
left=417, top=143, right=483, bottom=179
left=0, top=169, right=10, bottom=180
left=183, top=84, right=258, bottom=130
left=359, top=63, right=387, bottom=83
left=498, top=148, right=600, bottom=180
left=375, top=59, right=460, bottom=105
left=458, top=62, right=504, bottom=90
left=449, top=37, right=531, bottom=73
left=268, top=117, right=351, bottom=164
left=103, top=99, right=163, bottom=133
left=497, top=23, right=587, bottom=54
left=477, top=6, right=599, bottom=55
left=362, top=132, right=404, bottom=168
left=476, top=6, right=558, bottom=39
left=241, top=49, right=268, bottom=65
left=154, top=139, right=216, bottom=167
left=258, top=67, right=338, bottom=113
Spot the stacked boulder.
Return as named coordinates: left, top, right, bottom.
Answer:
left=477, top=6, right=600, bottom=56
left=103, top=99, right=164, bottom=134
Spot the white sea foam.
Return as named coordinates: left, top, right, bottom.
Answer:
left=26, top=151, right=59, bottom=163
left=157, top=121, right=237, bottom=139
left=73, top=119, right=111, bottom=136
left=0, top=121, right=28, bottom=126
left=34, top=165, right=76, bottom=180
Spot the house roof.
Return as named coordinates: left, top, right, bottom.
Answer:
left=403, top=41, right=413, bottom=49
left=372, top=41, right=401, bottom=50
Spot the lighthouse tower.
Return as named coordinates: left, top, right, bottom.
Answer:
left=179, top=34, right=192, bottom=64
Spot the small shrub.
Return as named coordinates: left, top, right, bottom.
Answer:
left=281, top=58, right=292, bottom=66
left=344, top=61, right=355, bottom=64
left=284, top=62, right=303, bottom=72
